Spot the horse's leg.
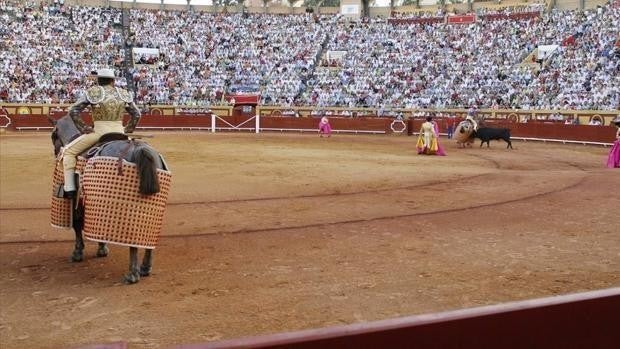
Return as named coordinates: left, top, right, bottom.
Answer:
left=123, top=247, right=140, bottom=284
left=96, top=243, right=109, bottom=257
left=71, top=228, right=84, bottom=262
left=140, top=249, right=153, bottom=277
left=71, top=203, right=84, bottom=262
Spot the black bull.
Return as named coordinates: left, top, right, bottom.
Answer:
left=473, top=127, right=513, bottom=149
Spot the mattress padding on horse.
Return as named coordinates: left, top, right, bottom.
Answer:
left=50, top=156, right=87, bottom=229
left=81, top=156, right=172, bottom=249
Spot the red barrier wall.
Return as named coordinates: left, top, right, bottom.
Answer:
left=407, top=119, right=617, bottom=143
left=260, top=117, right=393, bottom=133
left=173, top=288, right=620, bottom=349
left=4, top=114, right=616, bottom=143
left=4, top=115, right=395, bottom=134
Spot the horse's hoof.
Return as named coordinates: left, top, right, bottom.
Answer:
left=139, top=265, right=152, bottom=277
left=96, top=246, right=109, bottom=258
left=71, top=251, right=84, bottom=262
left=123, top=272, right=140, bottom=284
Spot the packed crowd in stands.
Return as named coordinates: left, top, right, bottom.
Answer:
left=128, top=9, right=223, bottom=106
left=302, top=5, right=619, bottom=110
left=531, top=7, right=620, bottom=110
left=0, top=1, right=618, bottom=111
left=475, top=2, right=547, bottom=16
left=128, top=11, right=328, bottom=106
left=0, top=0, right=126, bottom=103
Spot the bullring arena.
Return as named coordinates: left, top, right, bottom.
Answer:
left=1, top=0, right=620, bottom=348
left=1, top=128, right=619, bottom=348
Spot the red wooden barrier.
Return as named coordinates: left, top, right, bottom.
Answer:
left=407, top=119, right=616, bottom=143
left=172, top=288, right=620, bottom=349
left=4, top=114, right=616, bottom=143
left=4, top=114, right=394, bottom=134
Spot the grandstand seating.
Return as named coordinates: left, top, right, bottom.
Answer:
left=0, top=1, right=618, bottom=110
left=0, top=1, right=127, bottom=103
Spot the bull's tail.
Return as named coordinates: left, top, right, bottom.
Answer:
left=135, top=147, right=160, bottom=195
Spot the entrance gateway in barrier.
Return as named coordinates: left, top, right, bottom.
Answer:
left=211, top=113, right=259, bottom=133
left=209, top=113, right=393, bottom=135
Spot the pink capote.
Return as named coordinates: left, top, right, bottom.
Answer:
left=319, top=119, right=332, bottom=136
left=434, top=122, right=446, bottom=156
left=607, top=140, right=620, bottom=168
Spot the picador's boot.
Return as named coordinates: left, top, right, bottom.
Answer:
left=63, top=170, right=77, bottom=199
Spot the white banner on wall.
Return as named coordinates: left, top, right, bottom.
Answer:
left=132, top=47, right=160, bottom=66
left=341, top=5, right=360, bottom=15
left=537, top=45, right=559, bottom=60
left=326, top=50, right=347, bottom=61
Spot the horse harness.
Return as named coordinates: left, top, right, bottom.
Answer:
left=54, top=133, right=138, bottom=199
left=86, top=134, right=142, bottom=176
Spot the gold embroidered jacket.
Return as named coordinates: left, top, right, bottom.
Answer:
left=69, top=85, right=141, bottom=133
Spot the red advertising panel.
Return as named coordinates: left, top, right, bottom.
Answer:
left=225, top=94, right=260, bottom=105
left=447, top=14, right=476, bottom=24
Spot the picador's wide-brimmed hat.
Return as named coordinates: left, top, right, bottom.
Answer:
left=96, top=68, right=118, bottom=79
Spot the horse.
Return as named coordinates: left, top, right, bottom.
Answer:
left=454, top=120, right=475, bottom=148
left=49, top=115, right=168, bottom=284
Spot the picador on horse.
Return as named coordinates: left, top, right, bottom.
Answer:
left=50, top=68, right=171, bottom=284
left=60, top=68, right=141, bottom=198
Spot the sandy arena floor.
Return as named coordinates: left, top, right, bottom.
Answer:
left=1, top=132, right=619, bottom=349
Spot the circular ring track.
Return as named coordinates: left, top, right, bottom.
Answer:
left=0, top=152, right=589, bottom=245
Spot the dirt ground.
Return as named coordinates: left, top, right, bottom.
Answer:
left=1, top=132, right=619, bottom=349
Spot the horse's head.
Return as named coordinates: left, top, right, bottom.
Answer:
left=49, top=115, right=82, bottom=157
left=51, top=129, right=63, bottom=157
left=47, top=116, right=63, bottom=157
left=458, top=120, right=472, bottom=133
left=455, top=121, right=475, bottom=143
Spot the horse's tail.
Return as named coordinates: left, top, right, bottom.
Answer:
left=135, top=147, right=160, bottom=195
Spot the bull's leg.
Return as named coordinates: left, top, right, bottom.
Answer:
left=480, top=141, right=484, bottom=148
left=507, top=140, right=513, bottom=149
left=71, top=203, right=84, bottom=262
left=96, top=243, right=109, bottom=257
left=140, top=249, right=153, bottom=277
left=123, top=247, right=141, bottom=284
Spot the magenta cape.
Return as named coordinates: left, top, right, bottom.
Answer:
left=607, top=140, right=620, bottom=168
